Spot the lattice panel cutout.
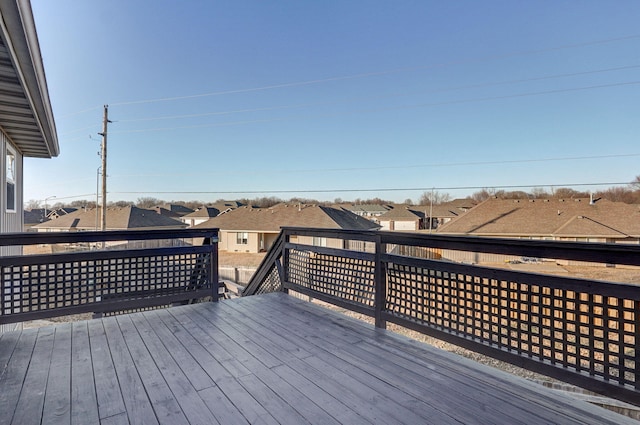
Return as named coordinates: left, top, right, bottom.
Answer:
left=254, top=264, right=283, bottom=295
left=1, top=253, right=211, bottom=316
left=288, top=249, right=375, bottom=307
left=386, top=263, right=638, bottom=389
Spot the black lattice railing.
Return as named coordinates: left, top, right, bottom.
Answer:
left=0, top=229, right=218, bottom=324
left=253, top=264, right=283, bottom=295
left=287, top=246, right=376, bottom=310
left=384, top=258, right=638, bottom=391
left=243, top=227, right=640, bottom=406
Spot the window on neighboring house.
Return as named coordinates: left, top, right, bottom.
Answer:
left=6, top=149, right=16, bottom=212
left=312, top=237, right=327, bottom=247
left=236, top=232, right=248, bottom=245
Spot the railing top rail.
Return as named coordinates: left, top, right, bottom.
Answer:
left=282, top=227, right=380, bottom=242
left=280, top=228, right=640, bottom=266
left=0, top=228, right=220, bottom=246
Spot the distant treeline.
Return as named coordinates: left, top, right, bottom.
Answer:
left=28, top=176, right=640, bottom=210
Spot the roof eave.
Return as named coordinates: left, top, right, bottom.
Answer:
left=0, top=0, right=58, bottom=158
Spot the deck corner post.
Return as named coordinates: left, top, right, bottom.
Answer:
left=636, top=300, right=640, bottom=391
left=374, top=234, right=386, bottom=329
left=281, top=231, right=290, bottom=294
left=208, top=235, right=220, bottom=302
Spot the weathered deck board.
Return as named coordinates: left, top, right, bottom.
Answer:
left=226, top=295, right=485, bottom=424
left=0, top=330, right=37, bottom=425
left=11, top=326, right=54, bottom=425
left=101, top=316, right=159, bottom=425
left=87, top=320, right=127, bottom=421
left=115, top=314, right=191, bottom=425
left=70, top=321, right=100, bottom=425
left=0, top=292, right=636, bottom=425
left=42, top=324, right=71, bottom=425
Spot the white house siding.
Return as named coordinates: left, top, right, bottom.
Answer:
left=394, top=221, right=417, bottom=231
left=439, top=249, right=517, bottom=264
left=1, top=133, right=23, bottom=256
left=379, top=221, right=392, bottom=231
left=221, top=231, right=260, bottom=253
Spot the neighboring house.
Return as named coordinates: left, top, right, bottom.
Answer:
left=151, top=206, right=180, bottom=219
left=378, top=207, right=428, bottom=231
left=32, top=206, right=187, bottom=232
left=180, top=206, right=222, bottom=227
left=435, top=197, right=640, bottom=263
left=47, top=207, right=77, bottom=219
left=195, top=203, right=379, bottom=253
left=377, top=199, right=476, bottom=232
left=439, top=198, right=477, bottom=213
left=156, top=204, right=194, bottom=217
left=413, top=201, right=475, bottom=230
left=23, top=208, right=47, bottom=231
left=210, top=200, right=244, bottom=210
left=340, top=204, right=392, bottom=219
left=0, top=0, right=58, bottom=242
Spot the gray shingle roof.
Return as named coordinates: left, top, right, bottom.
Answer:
left=183, top=207, right=220, bottom=219
left=24, top=208, right=47, bottom=225
left=378, top=207, right=424, bottom=221
left=195, top=204, right=379, bottom=232
left=437, top=198, right=640, bottom=238
left=33, top=206, right=187, bottom=230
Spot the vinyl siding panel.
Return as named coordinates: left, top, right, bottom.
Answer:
left=1, top=132, right=23, bottom=255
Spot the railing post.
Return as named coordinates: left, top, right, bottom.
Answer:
left=374, top=234, right=386, bottom=329
left=208, top=235, right=219, bottom=302
left=636, top=300, right=640, bottom=392
left=282, top=231, right=290, bottom=294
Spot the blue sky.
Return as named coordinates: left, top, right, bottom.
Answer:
left=26, top=1, right=640, bottom=205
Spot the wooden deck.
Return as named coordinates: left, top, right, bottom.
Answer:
left=0, top=292, right=635, bottom=425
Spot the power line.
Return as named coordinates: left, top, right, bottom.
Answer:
left=110, top=153, right=640, bottom=179
left=107, top=34, right=640, bottom=107
left=108, top=181, right=635, bottom=196
left=107, top=80, right=640, bottom=135
left=112, top=64, right=640, bottom=125
left=60, top=33, right=640, bottom=116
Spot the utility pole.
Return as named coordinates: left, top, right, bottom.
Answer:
left=98, top=105, right=111, bottom=231
left=429, top=187, right=434, bottom=234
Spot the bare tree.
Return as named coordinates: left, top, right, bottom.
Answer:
left=470, top=188, right=494, bottom=202
left=110, top=200, right=133, bottom=208
left=418, top=191, right=451, bottom=205
left=553, top=188, right=589, bottom=199
left=506, top=191, right=530, bottom=199
left=24, top=199, right=41, bottom=210
left=595, top=186, right=640, bottom=204
left=136, top=197, right=164, bottom=208
left=530, top=187, right=550, bottom=198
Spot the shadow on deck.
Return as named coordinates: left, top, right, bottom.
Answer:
left=0, top=292, right=634, bottom=425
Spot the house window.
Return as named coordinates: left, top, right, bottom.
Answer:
left=236, top=232, right=248, bottom=245
left=312, top=237, right=327, bottom=247
left=6, top=148, right=16, bottom=212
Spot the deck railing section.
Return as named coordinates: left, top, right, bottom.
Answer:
left=0, top=229, right=219, bottom=324
left=243, top=227, right=640, bottom=406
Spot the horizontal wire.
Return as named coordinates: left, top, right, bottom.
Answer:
left=108, top=181, right=633, bottom=196
left=107, top=80, right=640, bottom=135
